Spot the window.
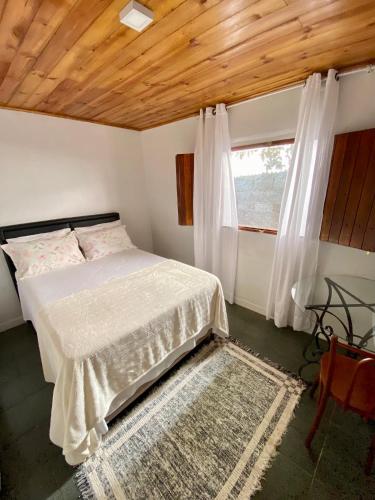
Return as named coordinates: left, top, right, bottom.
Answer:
left=231, top=140, right=293, bottom=233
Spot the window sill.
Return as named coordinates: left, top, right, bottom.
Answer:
left=238, top=226, right=277, bottom=235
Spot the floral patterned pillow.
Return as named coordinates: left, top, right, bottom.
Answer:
left=75, top=225, right=136, bottom=261
left=6, top=227, right=71, bottom=243
left=1, top=232, right=85, bottom=280
left=74, top=220, right=121, bottom=234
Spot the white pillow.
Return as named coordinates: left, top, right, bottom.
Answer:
left=75, top=225, right=135, bottom=261
left=6, top=227, right=71, bottom=243
left=1, top=232, right=85, bottom=280
left=74, top=220, right=121, bottom=234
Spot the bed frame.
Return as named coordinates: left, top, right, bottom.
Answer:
left=0, top=212, right=120, bottom=291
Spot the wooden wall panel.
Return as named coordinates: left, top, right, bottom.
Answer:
left=351, top=141, right=375, bottom=248
left=339, top=131, right=372, bottom=245
left=320, top=134, right=347, bottom=241
left=176, top=154, right=194, bottom=226
left=328, top=132, right=360, bottom=243
left=320, top=128, right=375, bottom=251
left=362, top=201, right=375, bottom=252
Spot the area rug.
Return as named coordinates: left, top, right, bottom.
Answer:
left=75, top=339, right=305, bottom=499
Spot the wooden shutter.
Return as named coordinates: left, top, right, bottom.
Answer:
left=176, top=154, right=194, bottom=225
left=320, top=128, right=375, bottom=251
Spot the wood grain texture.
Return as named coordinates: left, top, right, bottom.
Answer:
left=1, top=0, right=375, bottom=130
left=320, top=134, right=347, bottom=241
left=176, top=153, right=194, bottom=226
left=328, top=132, right=360, bottom=244
left=320, top=128, right=375, bottom=252
left=239, top=226, right=277, bottom=235
left=339, top=130, right=373, bottom=246
left=351, top=139, right=375, bottom=249
left=362, top=198, right=375, bottom=252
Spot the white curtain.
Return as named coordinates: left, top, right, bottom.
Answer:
left=266, top=69, right=340, bottom=330
left=194, top=104, right=238, bottom=303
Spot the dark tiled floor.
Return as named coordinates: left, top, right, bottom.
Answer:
left=0, top=304, right=374, bottom=499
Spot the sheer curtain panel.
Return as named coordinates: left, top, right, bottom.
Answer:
left=266, top=69, right=340, bottom=330
left=193, top=104, right=238, bottom=303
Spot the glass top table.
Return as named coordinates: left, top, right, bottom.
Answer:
left=291, top=275, right=375, bottom=381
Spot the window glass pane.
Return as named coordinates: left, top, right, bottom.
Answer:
left=232, top=143, right=293, bottom=230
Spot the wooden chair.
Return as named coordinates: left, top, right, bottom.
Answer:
left=305, top=335, right=375, bottom=475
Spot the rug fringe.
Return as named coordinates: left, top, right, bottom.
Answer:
left=75, top=467, right=95, bottom=500
left=248, top=403, right=302, bottom=497
left=226, top=335, right=307, bottom=388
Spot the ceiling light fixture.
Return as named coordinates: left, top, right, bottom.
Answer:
left=119, top=1, right=154, bottom=32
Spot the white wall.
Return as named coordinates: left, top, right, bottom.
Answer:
left=141, top=71, right=375, bottom=315
left=0, top=110, right=153, bottom=331
left=141, top=117, right=196, bottom=265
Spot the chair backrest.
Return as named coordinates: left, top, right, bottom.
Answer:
left=326, top=336, right=375, bottom=418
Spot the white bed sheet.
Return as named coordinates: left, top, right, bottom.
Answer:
left=18, top=249, right=165, bottom=325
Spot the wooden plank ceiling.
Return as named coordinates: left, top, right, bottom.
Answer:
left=0, top=0, right=375, bottom=131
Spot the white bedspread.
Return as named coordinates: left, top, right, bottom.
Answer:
left=31, top=258, right=228, bottom=465
left=18, top=249, right=165, bottom=325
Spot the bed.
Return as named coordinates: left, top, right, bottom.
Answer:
left=0, top=213, right=228, bottom=465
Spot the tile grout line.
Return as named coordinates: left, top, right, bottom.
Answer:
left=307, top=433, right=329, bottom=494
left=307, top=402, right=337, bottom=493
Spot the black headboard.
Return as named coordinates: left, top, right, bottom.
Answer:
left=0, top=212, right=120, bottom=291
